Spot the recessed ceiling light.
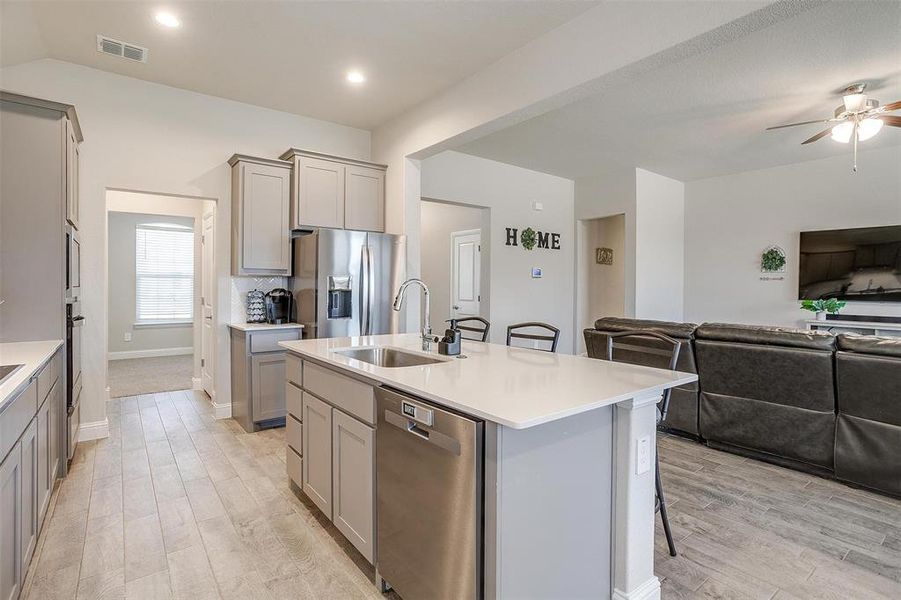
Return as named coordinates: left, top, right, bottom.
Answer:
left=155, top=12, right=180, bottom=28
left=346, top=70, right=366, bottom=84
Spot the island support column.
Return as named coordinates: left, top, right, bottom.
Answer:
left=612, top=392, right=662, bottom=600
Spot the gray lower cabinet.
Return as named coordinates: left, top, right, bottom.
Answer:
left=0, top=441, right=22, bottom=600
left=251, top=354, right=287, bottom=422
left=332, top=409, right=375, bottom=563
left=19, top=420, right=37, bottom=572
left=230, top=327, right=301, bottom=432
left=302, top=392, right=333, bottom=517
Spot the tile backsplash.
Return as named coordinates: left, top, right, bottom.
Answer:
left=230, top=277, right=287, bottom=323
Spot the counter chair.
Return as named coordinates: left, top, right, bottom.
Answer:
left=606, top=329, right=681, bottom=556
left=506, top=322, right=560, bottom=353
left=447, top=317, right=491, bottom=342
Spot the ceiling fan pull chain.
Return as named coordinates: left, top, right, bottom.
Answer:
left=852, top=120, right=859, bottom=173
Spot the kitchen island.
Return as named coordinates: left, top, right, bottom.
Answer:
left=280, top=333, right=697, bottom=600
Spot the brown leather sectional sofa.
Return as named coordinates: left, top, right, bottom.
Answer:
left=585, top=317, right=901, bottom=498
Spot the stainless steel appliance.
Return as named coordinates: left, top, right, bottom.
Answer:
left=65, top=223, right=81, bottom=302
left=66, top=301, right=83, bottom=460
left=264, top=288, right=292, bottom=324
left=376, top=387, right=483, bottom=600
left=291, top=229, right=405, bottom=338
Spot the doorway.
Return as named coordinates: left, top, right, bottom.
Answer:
left=105, top=190, right=216, bottom=399
left=576, top=214, right=626, bottom=353
left=420, top=199, right=490, bottom=336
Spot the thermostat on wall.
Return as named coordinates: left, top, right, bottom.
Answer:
left=531, top=267, right=542, bottom=278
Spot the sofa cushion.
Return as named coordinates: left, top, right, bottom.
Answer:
left=696, top=322, right=836, bottom=351
left=837, top=333, right=901, bottom=358
left=593, top=317, right=697, bottom=340
left=835, top=414, right=901, bottom=497
left=836, top=351, right=901, bottom=426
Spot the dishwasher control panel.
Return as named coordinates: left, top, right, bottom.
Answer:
left=401, top=400, right=433, bottom=426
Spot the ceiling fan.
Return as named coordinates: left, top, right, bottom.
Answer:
left=766, top=83, right=900, bottom=172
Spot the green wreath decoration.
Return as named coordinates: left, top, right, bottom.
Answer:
left=521, top=227, right=537, bottom=251
left=761, top=247, right=786, bottom=272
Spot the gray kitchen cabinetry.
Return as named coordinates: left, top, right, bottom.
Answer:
left=285, top=356, right=375, bottom=564
left=0, top=439, right=22, bottom=600
left=229, top=327, right=301, bottom=432
left=280, top=148, right=387, bottom=233
left=19, top=420, right=37, bottom=572
left=65, top=116, right=80, bottom=229
left=229, top=154, right=292, bottom=277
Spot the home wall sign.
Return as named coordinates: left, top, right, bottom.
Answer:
left=505, top=227, right=561, bottom=251
left=596, top=247, right=614, bottom=265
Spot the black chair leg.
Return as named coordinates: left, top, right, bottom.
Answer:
left=656, top=454, right=677, bottom=557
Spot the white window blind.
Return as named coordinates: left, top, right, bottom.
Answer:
left=135, top=223, right=194, bottom=323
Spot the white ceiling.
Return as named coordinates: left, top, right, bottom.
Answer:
left=0, top=1, right=596, bottom=129
left=455, top=1, right=901, bottom=181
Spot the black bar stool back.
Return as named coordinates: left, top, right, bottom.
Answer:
left=447, top=317, right=490, bottom=342
left=606, top=329, right=681, bottom=557
left=505, top=322, right=560, bottom=353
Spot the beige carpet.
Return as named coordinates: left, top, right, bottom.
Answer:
left=107, top=354, right=194, bottom=398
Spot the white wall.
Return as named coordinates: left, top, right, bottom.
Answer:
left=421, top=151, right=576, bottom=351
left=583, top=215, right=626, bottom=322
left=0, top=59, right=370, bottom=423
left=684, top=145, right=901, bottom=327
left=635, top=169, right=684, bottom=322
left=107, top=211, right=195, bottom=356
left=419, top=201, right=489, bottom=335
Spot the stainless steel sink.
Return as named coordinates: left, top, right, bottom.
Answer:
left=334, top=347, right=446, bottom=368
left=0, top=364, right=23, bottom=385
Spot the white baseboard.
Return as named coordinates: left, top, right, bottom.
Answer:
left=212, top=401, right=231, bottom=419
left=613, top=578, right=661, bottom=600
left=192, top=377, right=202, bottom=390
left=78, top=418, right=110, bottom=442
left=108, top=347, right=193, bottom=361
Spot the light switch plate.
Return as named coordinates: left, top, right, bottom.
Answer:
left=636, top=436, right=651, bottom=475
left=124, top=332, right=132, bottom=342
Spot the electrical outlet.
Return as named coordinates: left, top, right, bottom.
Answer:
left=124, top=332, right=132, bottom=342
left=636, top=436, right=651, bottom=475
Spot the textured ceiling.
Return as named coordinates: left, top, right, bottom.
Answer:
left=0, top=1, right=596, bottom=129
left=455, top=1, right=901, bottom=181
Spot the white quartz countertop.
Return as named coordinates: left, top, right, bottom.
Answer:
left=228, top=322, right=304, bottom=332
left=0, top=340, right=63, bottom=412
left=279, top=333, right=698, bottom=429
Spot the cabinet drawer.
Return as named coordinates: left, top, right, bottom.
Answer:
left=36, top=362, right=52, bottom=404
left=303, top=362, right=375, bottom=426
left=286, top=382, right=302, bottom=420
left=286, top=414, right=302, bottom=455
left=0, top=379, right=37, bottom=463
left=250, top=330, right=301, bottom=353
left=286, top=445, right=302, bottom=487
left=286, top=352, right=302, bottom=386
left=50, top=350, right=62, bottom=387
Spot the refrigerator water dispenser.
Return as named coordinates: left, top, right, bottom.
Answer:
left=328, top=276, right=352, bottom=319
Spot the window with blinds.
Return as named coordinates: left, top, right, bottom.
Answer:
left=135, top=223, right=194, bottom=323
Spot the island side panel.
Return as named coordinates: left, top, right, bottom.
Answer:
left=486, top=405, right=614, bottom=599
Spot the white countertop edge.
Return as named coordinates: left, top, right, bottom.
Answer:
left=279, top=338, right=698, bottom=430
left=227, top=322, right=305, bottom=332
left=0, top=340, right=64, bottom=411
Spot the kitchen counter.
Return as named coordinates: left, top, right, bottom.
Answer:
left=0, top=340, right=64, bottom=411
left=227, top=322, right=304, bottom=332
left=279, top=333, right=696, bottom=429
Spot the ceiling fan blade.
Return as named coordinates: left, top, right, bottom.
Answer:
left=801, top=128, right=832, bottom=145
left=766, top=119, right=829, bottom=131
left=878, top=115, right=901, bottom=127
left=881, top=100, right=901, bottom=112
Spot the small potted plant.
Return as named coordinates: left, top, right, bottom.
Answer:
left=801, top=298, right=847, bottom=321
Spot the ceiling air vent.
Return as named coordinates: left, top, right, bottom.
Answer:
left=96, top=35, right=148, bottom=63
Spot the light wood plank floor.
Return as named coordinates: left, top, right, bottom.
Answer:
left=21, top=391, right=901, bottom=599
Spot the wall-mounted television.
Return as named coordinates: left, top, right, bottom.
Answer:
left=799, top=225, right=901, bottom=302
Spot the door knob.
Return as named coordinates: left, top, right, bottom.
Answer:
left=453, top=305, right=460, bottom=310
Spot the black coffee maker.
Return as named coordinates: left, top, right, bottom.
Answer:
left=265, top=289, right=293, bottom=324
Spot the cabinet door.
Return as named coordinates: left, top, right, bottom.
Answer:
left=344, top=165, right=385, bottom=232
left=49, top=376, right=61, bottom=485
left=332, top=409, right=375, bottom=563
left=65, top=118, right=79, bottom=229
left=19, top=419, right=37, bottom=573
left=301, top=392, right=332, bottom=518
left=295, top=157, right=345, bottom=229
left=250, top=353, right=287, bottom=423
left=241, top=162, right=291, bottom=273
left=0, top=443, right=22, bottom=600
left=37, top=396, right=51, bottom=526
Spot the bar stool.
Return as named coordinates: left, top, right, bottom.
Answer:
left=506, top=322, right=560, bottom=353
left=447, top=317, right=490, bottom=342
left=606, top=329, right=681, bottom=557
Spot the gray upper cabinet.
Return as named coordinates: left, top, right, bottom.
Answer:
left=280, top=149, right=386, bottom=232
left=0, top=442, right=22, bottom=600
left=229, top=154, right=292, bottom=276
left=65, top=117, right=80, bottom=229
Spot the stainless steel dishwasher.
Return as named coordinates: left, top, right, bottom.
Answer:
left=376, top=387, right=483, bottom=600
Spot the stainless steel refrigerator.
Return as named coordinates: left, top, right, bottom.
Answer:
left=290, top=229, right=406, bottom=339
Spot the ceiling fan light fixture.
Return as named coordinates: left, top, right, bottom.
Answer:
left=843, top=93, right=867, bottom=112
left=831, top=121, right=854, bottom=144
left=858, top=118, right=884, bottom=141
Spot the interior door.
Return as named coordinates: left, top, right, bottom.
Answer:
left=201, top=212, right=215, bottom=397
left=451, top=230, right=481, bottom=318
